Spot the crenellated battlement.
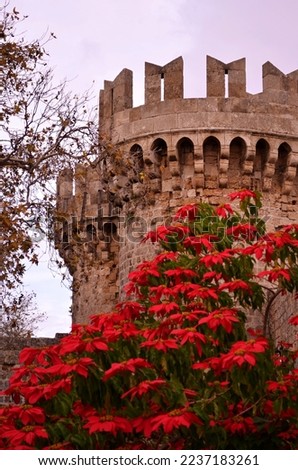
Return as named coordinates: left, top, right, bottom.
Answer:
left=56, top=56, right=298, bottom=332
left=99, top=56, right=298, bottom=129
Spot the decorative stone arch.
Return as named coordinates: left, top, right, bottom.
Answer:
left=129, top=144, right=144, bottom=182
left=272, top=142, right=291, bottom=192
left=253, top=139, right=270, bottom=190
left=176, top=137, right=194, bottom=182
left=228, top=137, right=246, bottom=188
left=203, top=136, right=220, bottom=189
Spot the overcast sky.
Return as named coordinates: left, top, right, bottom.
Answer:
left=10, top=0, right=298, bottom=337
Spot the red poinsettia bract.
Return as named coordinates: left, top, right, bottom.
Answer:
left=219, top=280, right=252, bottom=293
left=144, top=408, right=203, bottom=437
left=1, top=424, right=48, bottom=447
left=140, top=338, right=179, bottom=352
left=45, top=357, right=95, bottom=378
left=58, top=335, right=109, bottom=355
left=200, top=249, right=235, bottom=268
left=216, top=203, right=234, bottom=218
left=171, top=328, right=206, bottom=355
left=257, top=268, right=291, bottom=283
left=148, top=301, right=180, bottom=317
left=289, top=315, right=298, bottom=326
left=228, top=189, right=257, bottom=201
left=220, top=338, right=268, bottom=370
left=198, top=308, right=240, bottom=333
left=174, top=204, right=198, bottom=221
left=19, top=378, right=72, bottom=404
left=223, top=415, right=257, bottom=434
left=83, top=413, right=132, bottom=437
left=183, top=235, right=216, bottom=254
left=103, top=358, right=153, bottom=381
left=7, top=404, right=45, bottom=425
left=121, top=379, right=167, bottom=399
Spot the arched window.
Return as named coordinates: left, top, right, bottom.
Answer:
left=177, top=137, right=194, bottom=179
left=273, top=142, right=291, bottom=190
left=253, top=139, right=269, bottom=190
left=228, top=137, right=246, bottom=188
left=203, top=136, right=220, bottom=188
left=130, top=144, right=144, bottom=182
left=151, top=138, right=168, bottom=168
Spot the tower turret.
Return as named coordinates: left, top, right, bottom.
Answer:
left=56, top=56, right=298, bottom=338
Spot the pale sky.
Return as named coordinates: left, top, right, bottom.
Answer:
left=10, top=0, right=298, bottom=337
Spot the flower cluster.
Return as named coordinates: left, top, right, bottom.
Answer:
left=1, top=190, right=298, bottom=450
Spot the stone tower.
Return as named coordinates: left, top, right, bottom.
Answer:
left=56, top=56, right=298, bottom=342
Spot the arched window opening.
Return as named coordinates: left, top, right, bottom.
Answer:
left=273, top=142, right=291, bottom=190
left=253, top=139, right=269, bottom=190
left=150, top=139, right=171, bottom=181
left=86, top=224, right=97, bottom=242
left=177, top=137, right=194, bottom=180
left=177, top=137, right=194, bottom=166
left=228, top=137, right=246, bottom=188
left=151, top=138, right=168, bottom=168
left=203, top=137, right=220, bottom=189
left=130, top=144, right=144, bottom=182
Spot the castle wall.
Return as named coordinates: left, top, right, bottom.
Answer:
left=56, top=56, right=298, bottom=339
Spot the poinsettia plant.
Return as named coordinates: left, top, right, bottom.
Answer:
left=1, top=190, right=298, bottom=450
